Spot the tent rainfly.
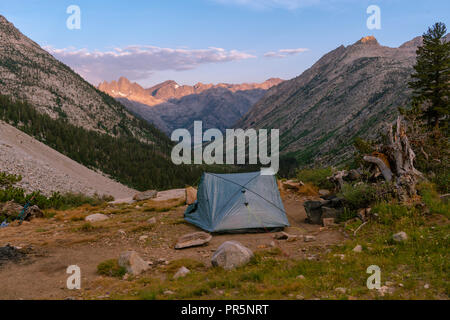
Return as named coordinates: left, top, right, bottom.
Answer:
left=184, top=172, right=289, bottom=233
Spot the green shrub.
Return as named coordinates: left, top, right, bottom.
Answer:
left=77, top=222, right=97, bottom=232
left=97, top=259, right=126, bottom=278
left=338, top=183, right=376, bottom=210
left=431, top=170, right=449, bottom=194
left=337, top=207, right=358, bottom=222
left=296, top=167, right=334, bottom=189
left=417, top=182, right=450, bottom=217
left=372, top=202, right=414, bottom=225
left=0, top=186, right=112, bottom=211
left=0, top=172, right=22, bottom=188
left=338, top=182, right=394, bottom=210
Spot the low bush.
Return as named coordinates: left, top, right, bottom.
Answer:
left=417, top=182, right=450, bottom=217
left=372, top=202, right=418, bottom=225
left=296, top=167, right=334, bottom=189
left=75, top=222, right=102, bottom=232
left=97, top=259, right=126, bottom=278
left=338, top=182, right=394, bottom=210
left=0, top=172, right=22, bottom=188
left=0, top=187, right=113, bottom=211
left=338, top=183, right=377, bottom=210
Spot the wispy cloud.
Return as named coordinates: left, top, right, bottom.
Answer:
left=264, top=48, right=309, bottom=58
left=45, top=45, right=256, bottom=84
left=211, top=0, right=321, bottom=10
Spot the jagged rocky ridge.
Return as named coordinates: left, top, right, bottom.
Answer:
left=237, top=35, right=447, bottom=166
left=99, top=77, right=283, bottom=134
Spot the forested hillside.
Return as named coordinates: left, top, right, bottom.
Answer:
left=0, top=95, right=206, bottom=190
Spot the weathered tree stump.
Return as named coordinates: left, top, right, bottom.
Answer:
left=364, top=116, right=423, bottom=201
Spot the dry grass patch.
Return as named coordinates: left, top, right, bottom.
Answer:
left=298, top=183, right=319, bottom=196
left=144, top=198, right=186, bottom=212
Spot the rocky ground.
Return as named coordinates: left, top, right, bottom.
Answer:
left=0, top=121, right=136, bottom=198
left=0, top=184, right=447, bottom=300
left=0, top=190, right=346, bottom=300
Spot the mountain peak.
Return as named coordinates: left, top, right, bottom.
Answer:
left=355, top=36, right=379, bottom=46
left=118, top=76, right=130, bottom=82
left=0, top=15, right=11, bottom=26
left=0, top=15, right=24, bottom=40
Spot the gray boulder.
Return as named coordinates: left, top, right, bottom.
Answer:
left=25, top=205, right=43, bottom=220
left=1, top=202, right=43, bottom=221
left=133, top=190, right=158, bottom=201
left=173, top=266, right=190, bottom=279
left=211, top=241, right=253, bottom=270
left=118, top=251, right=149, bottom=275
left=322, top=217, right=336, bottom=227
left=304, top=201, right=324, bottom=224
left=329, top=197, right=344, bottom=208
left=85, top=213, right=108, bottom=222
left=1, top=201, right=23, bottom=218
left=393, top=231, right=408, bottom=242
left=321, top=206, right=342, bottom=222
left=304, top=235, right=316, bottom=242
left=175, top=232, right=212, bottom=249
left=147, top=217, right=157, bottom=225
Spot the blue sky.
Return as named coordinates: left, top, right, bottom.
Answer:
left=1, top=0, right=448, bottom=86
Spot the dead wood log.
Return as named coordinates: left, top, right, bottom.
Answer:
left=364, top=116, right=423, bottom=201
left=363, top=155, right=393, bottom=182
left=328, top=170, right=346, bottom=189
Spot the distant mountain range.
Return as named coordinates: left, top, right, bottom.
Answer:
left=2, top=13, right=446, bottom=177
left=238, top=35, right=449, bottom=167
left=98, top=77, right=283, bottom=106
left=98, top=77, right=283, bottom=134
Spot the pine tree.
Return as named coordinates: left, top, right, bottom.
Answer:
left=409, top=22, right=450, bottom=129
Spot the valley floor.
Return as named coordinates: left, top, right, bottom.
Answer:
left=0, top=190, right=448, bottom=300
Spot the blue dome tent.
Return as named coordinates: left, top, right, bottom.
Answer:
left=184, top=172, right=289, bottom=233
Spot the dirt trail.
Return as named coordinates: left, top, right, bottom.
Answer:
left=0, top=192, right=345, bottom=300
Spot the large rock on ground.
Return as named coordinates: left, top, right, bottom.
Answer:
left=185, top=187, right=197, bottom=205
left=303, top=201, right=324, bottom=224
left=25, top=205, right=43, bottom=220
left=133, top=190, right=158, bottom=201
left=321, top=207, right=341, bottom=221
left=304, top=197, right=344, bottom=225
left=211, top=241, right=253, bottom=270
left=393, top=231, right=408, bottom=242
left=1, top=202, right=43, bottom=221
left=153, top=189, right=186, bottom=202
left=1, top=201, right=23, bottom=218
left=173, top=266, right=190, bottom=279
left=118, top=251, right=149, bottom=275
left=175, top=232, right=212, bottom=249
left=283, top=180, right=304, bottom=191
left=85, top=213, right=109, bottom=222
